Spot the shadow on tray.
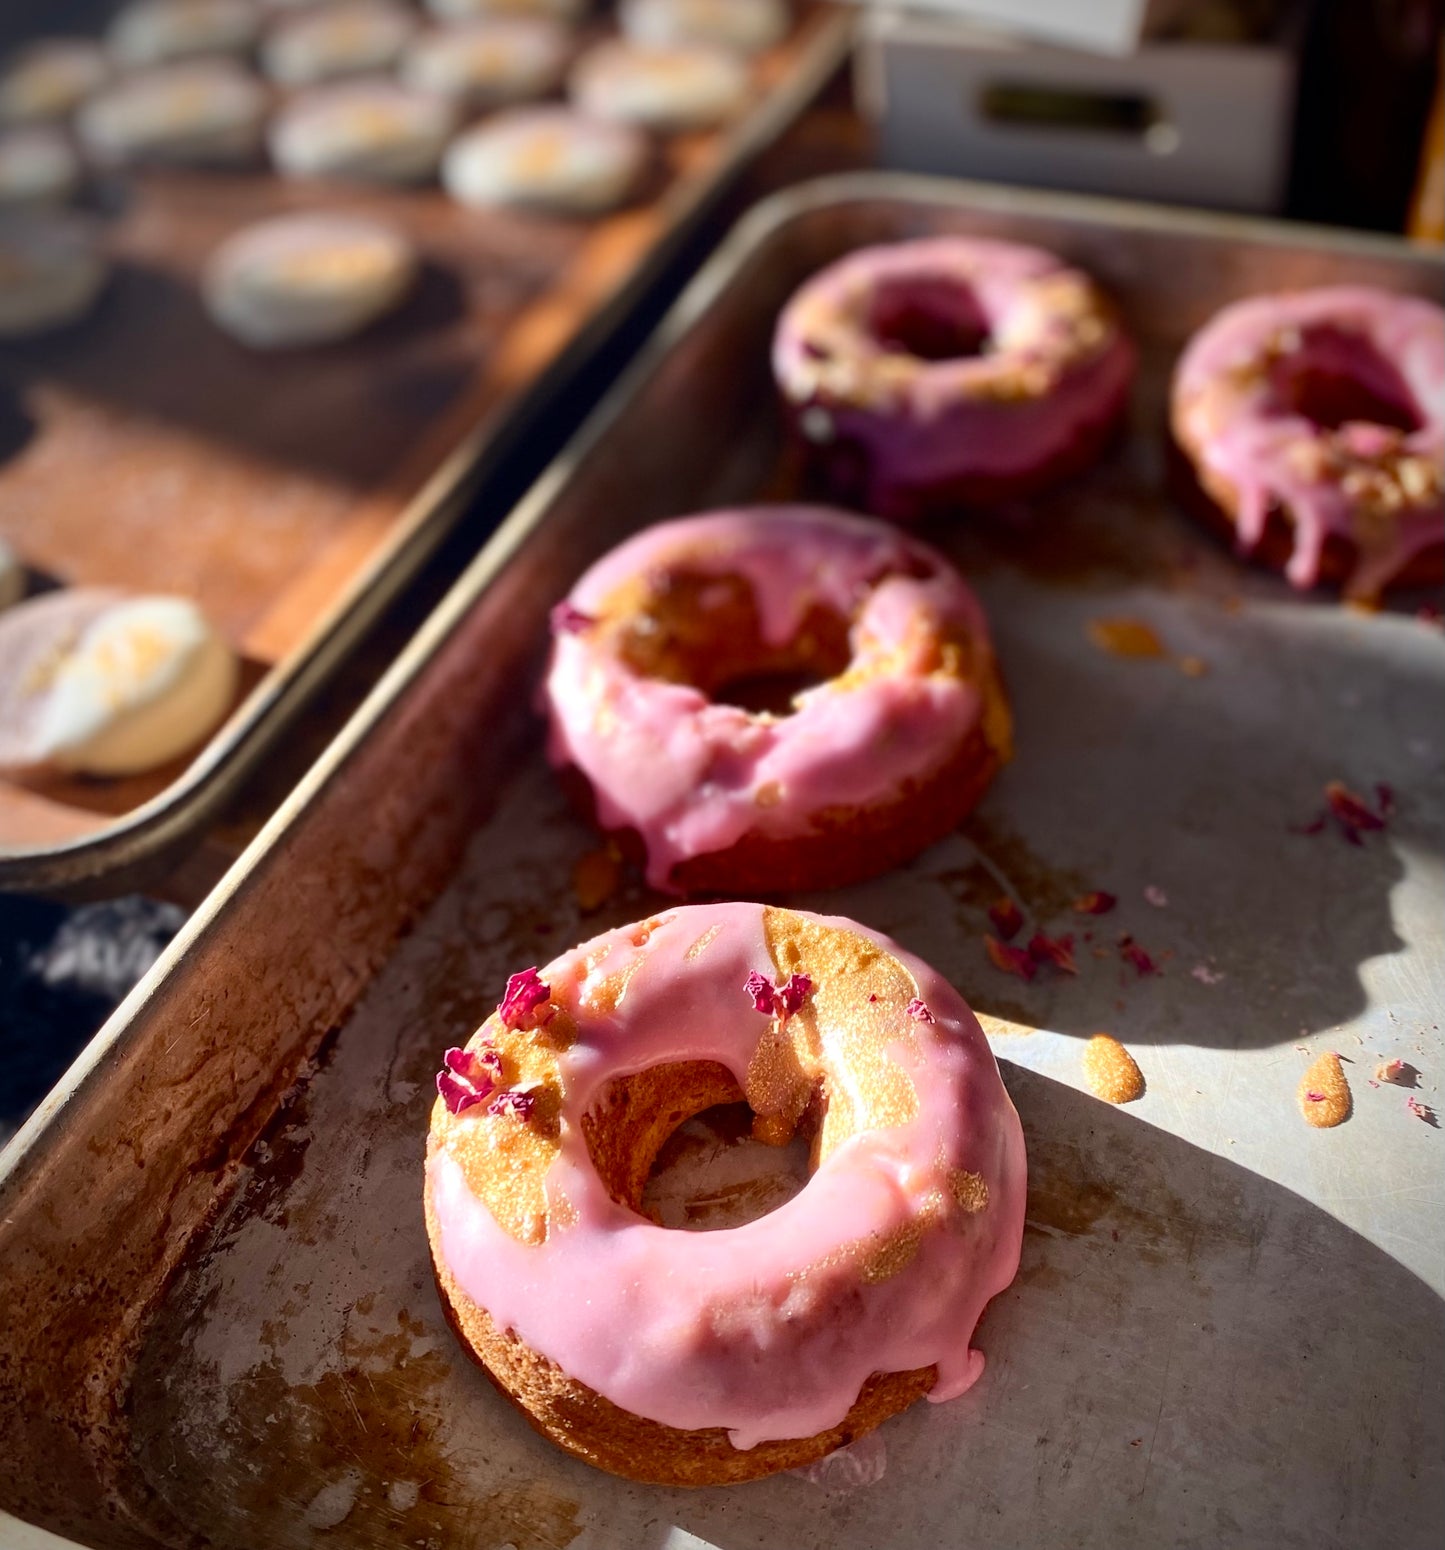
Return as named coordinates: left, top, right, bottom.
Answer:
left=115, top=1061, right=1441, bottom=1550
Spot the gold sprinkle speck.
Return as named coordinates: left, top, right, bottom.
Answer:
left=1082, top=1034, right=1145, bottom=1104
left=1299, top=1051, right=1351, bottom=1128
left=950, top=1169, right=990, bottom=1214
left=684, top=923, right=723, bottom=960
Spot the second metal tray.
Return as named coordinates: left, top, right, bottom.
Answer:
left=0, top=173, right=1441, bottom=1550
left=0, top=5, right=848, bottom=895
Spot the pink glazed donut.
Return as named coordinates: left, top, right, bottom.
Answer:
left=543, top=505, right=1013, bottom=896
left=772, top=237, right=1135, bottom=521
left=1171, top=286, right=1445, bottom=599
left=424, top=901, right=1028, bottom=1485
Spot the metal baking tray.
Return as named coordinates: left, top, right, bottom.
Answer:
left=1, top=173, right=1441, bottom=1550
left=0, top=3, right=849, bottom=896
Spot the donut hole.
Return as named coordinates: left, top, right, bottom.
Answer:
left=1270, top=325, right=1423, bottom=433
left=582, top=1060, right=819, bottom=1232
left=865, top=274, right=991, bottom=362
left=643, top=1102, right=812, bottom=1231
left=612, top=571, right=853, bottom=714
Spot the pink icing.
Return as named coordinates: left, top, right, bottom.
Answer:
left=544, top=505, right=995, bottom=892
left=428, top=902, right=1027, bottom=1448
left=1173, top=286, right=1444, bottom=597
left=772, top=238, right=1135, bottom=519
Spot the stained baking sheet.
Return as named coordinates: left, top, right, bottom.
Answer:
left=0, top=1, right=847, bottom=892
left=0, top=174, right=1441, bottom=1550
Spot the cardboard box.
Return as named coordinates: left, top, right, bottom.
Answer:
left=858, top=7, right=1302, bottom=213
left=846, top=0, right=1199, bottom=55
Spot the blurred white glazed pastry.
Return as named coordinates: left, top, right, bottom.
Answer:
left=0, top=538, right=23, bottom=612
left=0, top=128, right=83, bottom=208
left=620, top=0, right=787, bottom=55
left=425, top=0, right=587, bottom=21
left=0, top=214, right=108, bottom=337
left=0, top=40, right=109, bottom=126
left=270, top=82, right=455, bottom=182
left=400, top=18, right=569, bottom=109
left=107, top=0, right=261, bottom=67
left=77, top=61, right=268, bottom=167
left=442, top=104, right=644, bottom=211
left=204, top=211, right=417, bottom=347
left=261, top=1, right=418, bottom=87
left=0, top=591, right=239, bottom=778
left=569, top=39, right=749, bottom=129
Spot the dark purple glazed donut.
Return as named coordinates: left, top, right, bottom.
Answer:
left=772, top=237, right=1135, bottom=522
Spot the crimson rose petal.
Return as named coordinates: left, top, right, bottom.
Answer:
left=745, top=970, right=777, bottom=1015
left=499, top=967, right=550, bottom=1029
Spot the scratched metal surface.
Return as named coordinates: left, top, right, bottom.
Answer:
left=2, top=176, right=1442, bottom=1550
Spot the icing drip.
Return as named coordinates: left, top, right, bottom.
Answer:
left=427, top=903, right=1027, bottom=1447
left=1173, top=287, right=1444, bottom=597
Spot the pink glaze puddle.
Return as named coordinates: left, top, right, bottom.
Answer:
left=544, top=506, right=995, bottom=892
left=428, top=903, right=1027, bottom=1449
left=1173, top=286, right=1444, bottom=596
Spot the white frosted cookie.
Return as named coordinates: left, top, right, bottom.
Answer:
left=620, top=0, right=788, bottom=54
left=261, top=1, right=418, bottom=87
left=204, top=212, right=416, bottom=347
left=569, top=38, right=749, bottom=129
left=0, top=538, right=23, bottom=612
left=0, top=128, right=83, bottom=208
left=442, top=105, right=644, bottom=211
left=0, top=214, right=108, bottom=338
left=0, top=591, right=239, bottom=778
left=270, top=82, right=455, bottom=182
left=108, top=0, right=261, bottom=68
left=77, top=61, right=268, bottom=167
left=0, top=40, right=109, bottom=126
left=425, top=0, right=587, bottom=21
left=400, top=18, right=570, bottom=109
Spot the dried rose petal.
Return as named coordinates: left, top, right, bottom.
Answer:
left=1073, top=891, right=1117, bottom=916
left=489, top=1088, right=536, bottom=1121
left=1375, top=783, right=1395, bottom=819
left=1143, top=885, right=1168, bottom=908
left=776, top=973, right=813, bottom=1016
left=436, top=1045, right=502, bottom=1114
left=1325, top=780, right=1385, bottom=834
left=985, top=935, right=1037, bottom=981
left=1119, top=937, right=1157, bottom=976
left=498, top=967, right=550, bottom=1030
left=1291, top=814, right=1329, bottom=836
left=1304, top=1090, right=1326, bottom=1103
left=1027, top=931, right=1077, bottom=975
left=745, top=970, right=777, bottom=1015
left=988, top=897, right=1024, bottom=941
left=905, top=998, right=934, bottom=1022
left=746, top=970, right=812, bottom=1017
left=550, top=601, right=595, bottom=635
